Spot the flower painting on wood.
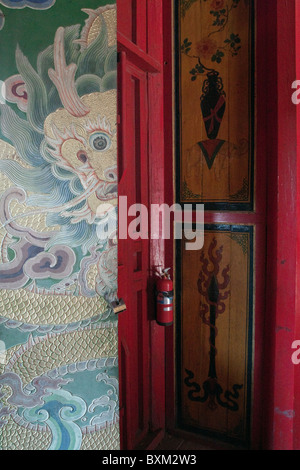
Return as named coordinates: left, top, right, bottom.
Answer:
left=178, top=0, right=253, bottom=209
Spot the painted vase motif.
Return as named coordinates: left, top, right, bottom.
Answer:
left=200, top=71, right=226, bottom=140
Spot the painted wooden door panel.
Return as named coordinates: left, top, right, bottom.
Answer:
left=118, top=54, right=150, bottom=450
left=179, top=226, right=253, bottom=442
left=178, top=0, right=253, bottom=210
left=175, top=0, right=265, bottom=447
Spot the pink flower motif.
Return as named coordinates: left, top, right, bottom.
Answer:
left=210, top=0, right=225, bottom=10
left=3, top=75, right=28, bottom=112
left=195, top=37, right=217, bottom=60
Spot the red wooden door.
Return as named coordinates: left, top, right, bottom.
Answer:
left=170, top=1, right=267, bottom=448
left=117, top=0, right=166, bottom=451
left=117, top=53, right=150, bottom=450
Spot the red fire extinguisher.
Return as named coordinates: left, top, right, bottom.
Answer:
left=155, top=268, right=173, bottom=327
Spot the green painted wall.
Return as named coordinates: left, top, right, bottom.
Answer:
left=0, top=0, right=119, bottom=450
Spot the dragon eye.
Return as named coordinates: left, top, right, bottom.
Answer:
left=89, top=132, right=111, bottom=152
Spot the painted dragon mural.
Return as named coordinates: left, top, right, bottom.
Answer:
left=0, top=0, right=119, bottom=450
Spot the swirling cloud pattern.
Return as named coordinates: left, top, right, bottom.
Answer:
left=0, top=3, right=119, bottom=451
left=23, top=245, right=76, bottom=280
left=0, top=0, right=55, bottom=9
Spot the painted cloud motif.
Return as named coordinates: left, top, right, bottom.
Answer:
left=0, top=2, right=119, bottom=452
left=0, top=5, right=118, bottom=301
left=0, top=0, right=55, bottom=9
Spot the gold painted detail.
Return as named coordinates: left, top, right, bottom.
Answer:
left=180, top=0, right=198, bottom=18
left=0, top=415, right=119, bottom=450
left=230, top=232, right=249, bottom=255
left=87, top=263, right=98, bottom=290
left=85, top=7, right=116, bottom=47
left=182, top=180, right=201, bottom=200
left=81, top=422, right=120, bottom=450
left=229, top=178, right=249, bottom=202
left=10, top=327, right=118, bottom=385
left=0, top=415, right=51, bottom=450
left=0, top=140, right=21, bottom=164
left=8, top=199, right=58, bottom=232
left=0, top=289, right=108, bottom=325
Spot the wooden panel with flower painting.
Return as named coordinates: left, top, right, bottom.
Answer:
left=178, top=0, right=253, bottom=209
left=178, top=225, right=253, bottom=443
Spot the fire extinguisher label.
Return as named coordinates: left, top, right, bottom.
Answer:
left=157, top=292, right=173, bottom=305
left=155, top=278, right=173, bottom=326
left=157, top=294, right=173, bottom=305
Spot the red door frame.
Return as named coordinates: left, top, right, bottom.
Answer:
left=118, top=0, right=300, bottom=451
left=263, top=0, right=300, bottom=451
left=117, top=0, right=168, bottom=450
left=164, top=0, right=300, bottom=450
left=164, top=0, right=267, bottom=448
left=295, top=0, right=300, bottom=450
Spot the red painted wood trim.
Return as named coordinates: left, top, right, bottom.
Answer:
left=260, top=0, right=277, bottom=450
left=117, top=0, right=167, bottom=449
left=147, top=0, right=166, bottom=434
left=135, top=0, right=147, bottom=52
left=263, top=0, right=298, bottom=451
left=163, top=0, right=176, bottom=433
left=249, top=0, right=268, bottom=449
left=165, top=1, right=268, bottom=449
left=293, top=0, right=300, bottom=451
left=136, top=65, right=151, bottom=439
left=274, top=0, right=297, bottom=451
left=118, top=51, right=128, bottom=185
left=117, top=49, right=127, bottom=451
left=117, top=32, right=162, bottom=74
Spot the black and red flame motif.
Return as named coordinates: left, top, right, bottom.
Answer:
left=184, top=238, right=243, bottom=412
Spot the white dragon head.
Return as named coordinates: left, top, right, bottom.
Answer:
left=44, top=23, right=117, bottom=223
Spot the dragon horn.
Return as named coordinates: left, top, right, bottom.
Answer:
left=48, top=27, right=90, bottom=117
